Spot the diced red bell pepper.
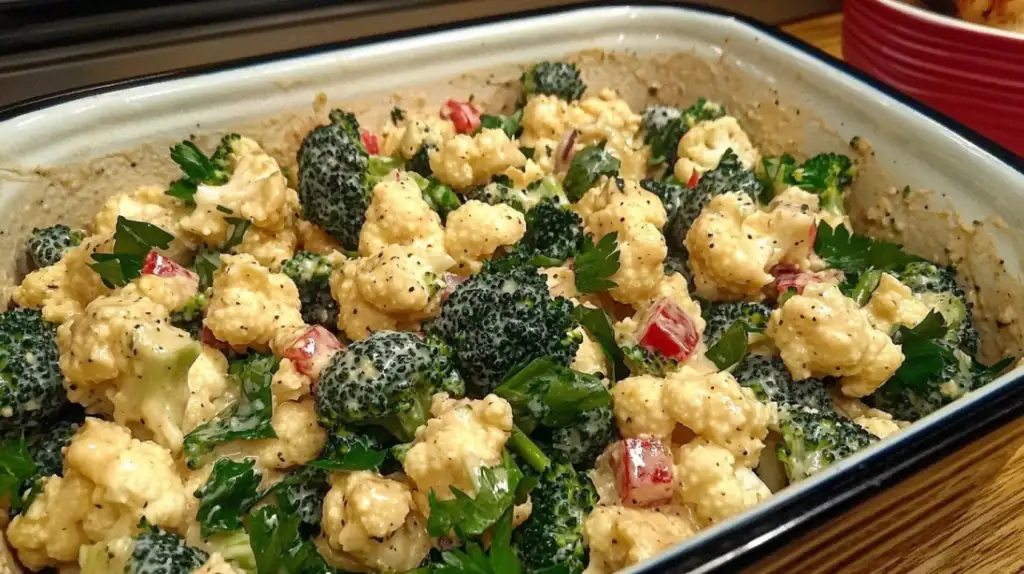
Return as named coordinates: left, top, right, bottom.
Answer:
left=807, top=221, right=818, bottom=248
left=686, top=169, right=700, bottom=189
left=636, top=298, right=699, bottom=362
left=613, top=438, right=676, bottom=507
left=440, top=99, right=481, bottom=135
left=201, top=326, right=230, bottom=351
left=361, top=129, right=380, bottom=155
left=282, top=325, right=344, bottom=379
left=771, top=264, right=820, bottom=297
left=142, top=251, right=198, bottom=281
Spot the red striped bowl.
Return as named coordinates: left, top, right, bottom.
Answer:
left=843, top=0, right=1024, bottom=156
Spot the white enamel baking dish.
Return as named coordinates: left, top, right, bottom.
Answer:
left=2, top=3, right=1024, bottom=573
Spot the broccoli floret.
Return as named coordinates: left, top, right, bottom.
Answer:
left=80, top=527, right=209, bottom=574
left=791, top=153, right=855, bottom=215
left=646, top=149, right=760, bottom=255
left=513, top=463, right=596, bottom=574
left=315, top=331, right=464, bottom=442
left=732, top=354, right=834, bottom=413
left=205, top=530, right=257, bottom=573
left=408, top=144, right=434, bottom=177
left=281, top=251, right=340, bottom=329
left=641, top=105, right=682, bottom=139
left=520, top=61, right=586, bottom=103
left=1, top=414, right=82, bottom=513
left=297, top=109, right=398, bottom=250
left=170, top=290, right=209, bottom=339
left=621, top=344, right=678, bottom=377
left=0, top=308, right=66, bottom=433
left=776, top=406, right=876, bottom=482
left=434, top=262, right=581, bottom=394
left=27, top=224, right=85, bottom=268
left=894, top=261, right=977, bottom=355
left=643, top=98, right=726, bottom=166
left=701, top=301, right=773, bottom=344
left=123, top=322, right=202, bottom=451
left=868, top=346, right=976, bottom=422
left=535, top=405, right=614, bottom=468
left=515, top=198, right=584, bottom=265
left=467, top=176, right=568, bottom=214
left=467, top=180, right=528, bottom=212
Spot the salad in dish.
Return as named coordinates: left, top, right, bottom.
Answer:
left=0, top=59, right=1014, bottom=574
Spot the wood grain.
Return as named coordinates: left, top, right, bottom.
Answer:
left=750, top=14, right=1024, bottom=573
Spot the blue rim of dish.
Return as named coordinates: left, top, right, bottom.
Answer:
left=3, top=2, right=1024, bottom=572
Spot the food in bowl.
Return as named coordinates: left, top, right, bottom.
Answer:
left=0, top=59, right=1015, bottom=574
left=905, top=0, right=1024, bottom=32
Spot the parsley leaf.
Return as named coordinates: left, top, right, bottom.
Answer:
left=266, top=466, right=330, bottom=530
left=183, top=354, right=279, bottom=468
left=563, top=146, right=620, bottom=202
left=574, top=232, right=620, bottom=294
left=705, top=321, right=750, bottom=370
left=195, top=457, right=263, bottom=537
left=814, top=222, right=923, bottom=276
left=309, top=428, right=387, bottom=472
left=495, top=358, right=611, bottom=434
left=891, top=311, right=953, bottom=388
left=756, top=154, right=797, bottom=204
left=165, top=140, right=233, bottom=204
left=172, top=141, right=220, bottom=183
left=572, top=306, right=629, bottom=381
left=478, top=109, right=523, bottom=138
left=427, top=451, right=522, bottom=539
left=245, top=504, right=330, bottom=574
left=0, top=438, right=36, bottom=511
left=89, top=216, right=175, bottom=287
left=223, top=217, right=252, bottom=250
left=431, top=509, right=522, bottom=574
left=193, top=246, right=223, bottom=290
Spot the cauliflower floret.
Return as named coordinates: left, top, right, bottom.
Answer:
left=686, top=191, right=818, bottom=301
left=403, top=393, right=513, bottom=512
left=429, top=128, right=526, bottom=189
left=381, top=113, right=455, bottom=160
left=359, top=174, right=447, bottom=257
left=611, top=375, right=676, bottom=439
left=662, top=369, right=771, bottom=467
left=674, top=439, right=771, bottom=525
left=572, top=330, right=610, bottom=379
left=583, top=505, right=697, bottom=573
left=519, top=90, right=648, bottom=179
left=319, top=471, right=431, bottom=573
left=203, top=254, right=304, bottom=351
left=331, top=244, right=453, bottom=341
left=673, top=116, right=758, bottom=183
left=180, top=137, right=300, bottom=245
left=575, top=179, right=667, bottom=304
left=543, top=266, right=578, bottom=299
left=246, top=398, right=327, bottom=469
left=270, top=357, right=313, bottom=404
left=133, top=273, right=199, bottom=312
left=13, top=233, right=112, bottom=324
left=232, top=222, right=299, bottom=271
left=768, top=283, right=905, bottom=398
left=92, top=185, right=197, bottom=261
left=864, top=273, right=932, bottom=334
left=832, top=393, right=902, bottom=439
left=444, top=200, right=526, bottom=275
left=194, top=553, right=239, bottom=574
left=7, top=419, right=190, bottom=570
left=183, top=346, right=237, bottom=434
left=57, top=287, right=203, bottom=452
left=297, top=219, right=344, bottom=255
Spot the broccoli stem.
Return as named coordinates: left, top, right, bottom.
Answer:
left=508, top=425, right=551, bottom=473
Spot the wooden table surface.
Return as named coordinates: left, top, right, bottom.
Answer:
left=744, top=14, right=1024, bottom=573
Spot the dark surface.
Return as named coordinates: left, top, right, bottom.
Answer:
left=1, top=3, right=1022, bottom=574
